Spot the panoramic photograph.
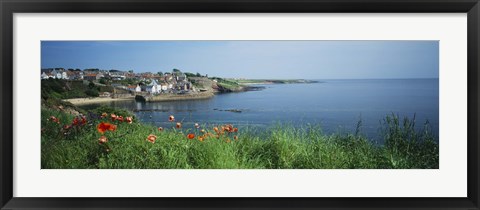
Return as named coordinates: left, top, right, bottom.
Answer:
left=40, top=41, right=439, bottom=169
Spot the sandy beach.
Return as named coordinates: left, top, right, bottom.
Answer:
left=63, top=96, right=135, bottom=105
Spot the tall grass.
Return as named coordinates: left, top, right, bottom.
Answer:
left=41, top=108, right=438, bottom=169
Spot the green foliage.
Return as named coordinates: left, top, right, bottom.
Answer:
left=85, top=89, right=99, bottom=97
left=42, top=79, right=88, bottom=99
left=184, top=72, right=196, bottom=77
left=99, top=78, right=108, bottom=85
left=382, top=113, right=439, bottom=168
left=41, top=108, right=439, bottom=169
left=216, top=79, right=243, bottom=91
left=88, top=81, right=96, bottom=89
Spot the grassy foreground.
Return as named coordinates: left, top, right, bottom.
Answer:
left=41, top=107, right=438, bottom=169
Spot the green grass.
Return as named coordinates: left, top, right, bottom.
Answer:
left=41, top=108, right=438, bottom=169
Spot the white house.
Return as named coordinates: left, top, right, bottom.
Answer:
left=148, top=79, right=162, bottom=94
left=128, top=85, right=141, bottom=92
left=41, top=72, right=50, bottom=79
left=61, top=71, right=68, bottom=80
left=160, top=83, right=168, bottom=91
left=145, top=85, right=157, bottom=93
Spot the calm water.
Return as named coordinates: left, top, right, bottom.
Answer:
left=80, top=79, right=439, bottom=142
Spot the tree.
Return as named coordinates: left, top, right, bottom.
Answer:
left=184, top=72, right=196, bottom=77
left=85, top=89, right=99, bottom=97
left=173, top=69, right=181, bottom=73
left=196, top=72, right=201, bottom=77
left=157, top=71, right=163, bottom=76
left=88, top=81, right=96, bottom=89
left=99, top=78, right=108, bottom=85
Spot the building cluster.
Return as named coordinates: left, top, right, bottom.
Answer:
left=129, top=71, right=195, bottom=95
left=41, top=68, right=196, bottom=95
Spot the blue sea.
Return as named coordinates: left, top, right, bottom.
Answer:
left=80, top=79, right=439, bottom=143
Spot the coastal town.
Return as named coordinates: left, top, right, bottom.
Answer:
left=41, top=68, right=317, bottom=104
left=42, top=68, right=202, bottom=94
left=40, top=68, right=230, bottom=104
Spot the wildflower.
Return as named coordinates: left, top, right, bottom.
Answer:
left=158, top=127, right=163, bottom=131
left=194, top=123, right=200, bottom=129
left=176, top=122, right=182, bottom=129
left=224, top=124, right=234, bottom=132
left=187, top=133, right=195, bottom=139
left=233, top=127, right=238, bottom=132
left=111, top=113, right=117, bottom=121
left=213, top=127, right=219, bottom=133
left=97, top=122, right=117, bottom=134
left=117, top=116, right=124, bottom=122
left=226, top=139, right=231, bottom=143
left=98, top=136, right=108, bottom=144
left=146, top=134, right=157, bottom=143
left=81, top=116, right=87, bottom=125
left=125, top=116, right=133, bottom=124
left=72, top=117, right=79, bottom=126
left=198, top=137, right=204, bottom=142
left=169, top=115, right=175, bottom=122
left=200, top=129, right=205, bottom=133
left=49, top=116, right=60, bottom=124
left=234, top=135, right=238, bottom=140
left=63, top=125, right=72, bottom=130
left=101, top=112, right=108, bottom=118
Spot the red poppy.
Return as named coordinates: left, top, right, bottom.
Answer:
left=125, top=116, right=133, bottom=124
left=111, top=113, right=117, bottom=121
left=81, top=116, right=87, bottom=125
left=146, top=134, right=157, bottom=143
left=72, top=117, right=79, bottom=126
left=187, top=133, right=195, bottom=139
left=233, top=128, right=238, bottom=132
left=97, top=122, right=117, bottom=134
left=176, top=122, right=182, bottom=129
left=49, top=116, right=60, bottom=124
left=117, top=116, right=124, bottom=122
left=169, top=115, right=175, bottom=122
left=224, top=124, right=234, bottom=132
left=98, top=136, right=108, bottom=144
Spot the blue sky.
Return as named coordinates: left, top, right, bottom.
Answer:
left=41, top=41, right=438, bottom=79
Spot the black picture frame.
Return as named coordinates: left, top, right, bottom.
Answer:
left=1, top=0, right=479, bottom=209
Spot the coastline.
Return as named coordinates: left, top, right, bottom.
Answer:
left=63, top=96, right=135, bottom=105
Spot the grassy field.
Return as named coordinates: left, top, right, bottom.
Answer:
left=41, top=107, right=439, bottom=169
